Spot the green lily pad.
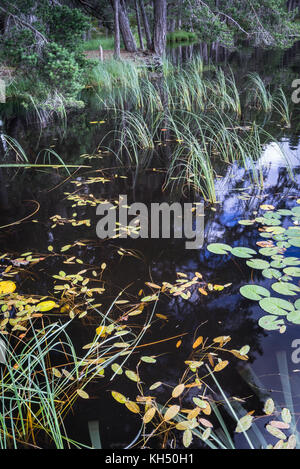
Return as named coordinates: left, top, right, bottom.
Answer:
left=276, top=209, right=293, bottom=216
left=271, top=282, right=300, bottom=296
left=258, top=315, right=285, bottom=330
left=283, top=267, right=300, bottom=277
left=262, top=268, right=282, bottom=280
left=207, top=243, right=232, bottom=255
left=246, top=258, right=270, bottom=270
left=284, top=257, right=300, bottom=266
left=289, top=238, right=300, bottom=248
left=270, top=260, right=286, bottom=269
left=259, top=247, right=280, bottom=257
left=238, top=219, right=255, bottom=225
left=287, top=310, right=300, bottom=324
left=231, top=247, right=256, bottom=259
left=295, top=299, right=300, bottom=309
left=240, top=285, right=270, bottom=301
left=259, top=297, right=294, bottom=316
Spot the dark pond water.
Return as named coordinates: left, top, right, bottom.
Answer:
left=0, top=44, right=300, bottom=449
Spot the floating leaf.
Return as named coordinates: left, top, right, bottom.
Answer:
left=0, top=281, right=16, bottom=294
left=271, top=282, right=300, bottom=296
left=287, top=435, right=297, bottom=449
left=199, top=418, right=213, bottom=428
left=287, top=310, right=300, bottom=324
left=76, top=389, right=89, bottom=399
left=37, top=300, right=59, bottom=312
left=193, top=398, right=208, bottom=409
left=258, top=315, right=285, bottom=331
left=164, top=405, right=180, bottom=421
left=125, top=370, right=139, bottom=382
left=259, top=247, right=280, bottom=257
left=125, top=401, right=140, bottom=414
left=111, top=364, right=123, bottom=375
left=281, top=408, right=291, bottom=424
left=270, top=420, right=289, bottom=429
left=172, top=384, right=185, bottom=398
left=214, top=360, right=229, bottom=372
left=260, top=205, right=275, bottom=211
left=262, top=268, right=282, bottom=280
left=266, top=424, right=287, bottom=440
left=246, top=259, right=270, bottom=270
left=192, top=336, right=203, bottom=349
left=240, top=345, right=250, bottom=356
left=231, top=247, right=256, bottom=259
left=149, top=381, right=162, bottom=390
left=111, top=391, right=127, bottom=404
left=240, top=285, right=270, bottom=301
left=259, top=297, right=294, bottom=316
left=202, top=427, right=211, bottom=441
left=264, top=398, right=275, bottom=415
left=183, top=429, right=192, bottom=448
left=141, top=356, right=156, bottom=364
left=235, top=414, right=253, bottom=433
left=143, top=407, right=156, bottom=424
left=238, top=219, right=255, bottom=225
left=283, top=267, right=300, bottom=277
left=207, top=243, right=232, bottom=255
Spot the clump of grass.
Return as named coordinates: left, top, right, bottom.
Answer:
left=167, top=30, right=198, bottom=43
left=83, top=36, right=116, bottom=51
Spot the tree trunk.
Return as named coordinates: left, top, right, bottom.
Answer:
left=119, top=0, right=137, bottom=52
left=114, top=0, right=121, bottom=58
left=135, top=0, right=144, bottom=50
left=153, top=0, right=167, bottom=56
left=140, top=0, right=153, bottom=50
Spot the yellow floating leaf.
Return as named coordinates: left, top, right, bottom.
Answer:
left=188, top=407, right=201, bottom=420
left=36, top=301, right=59, bottom=312
left=192, top=336, right=203, bottom=349
left=143, top=407, right=156, bottom=424
left=125, top=401, right=140, bottom=414
left=214, top=360, right=229, bottom=372
left=260, top=204, right=275, bottom=211
left=198, top=288, right=208, bottom=296
left=0, top=281, right=16, bottom=294
left=172, top=384, right=185, bottom=398
left=76, top=389, right=89, bottom=399
left=111, top=391, right=127, bottom=404
left=164, top=405, right=180, bottom=421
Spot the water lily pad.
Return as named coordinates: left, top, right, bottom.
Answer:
left=259, top=247, right=280, bottom=257
left=258, top=315, right=285, bottom=330
left=295, top=299, right=300, bottom=309
left=289, top=238, right=300, bottom=248
left=259, top=297, right=294, bottom=316
left=270, top=260, right=286, bottom=269
left=238, top=219, right=255, bottom=225
left=240, top=285, right=270, bottom=301
left=271, top=282, right=300, bottom=296
left=246, top=258, right=270, bottom=270
left=284, top=257, right=300, bottom=266
left=287, top=310, right=300, bottom=324
left=262, top=268, right=282, bottom=280
left=207, top=243, right=232, bottom=255
left=283, top=267, right=300, bottom=277
left=276, top=209, right=293, bottom=216
left=231, top=247, right=256, bottom=259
